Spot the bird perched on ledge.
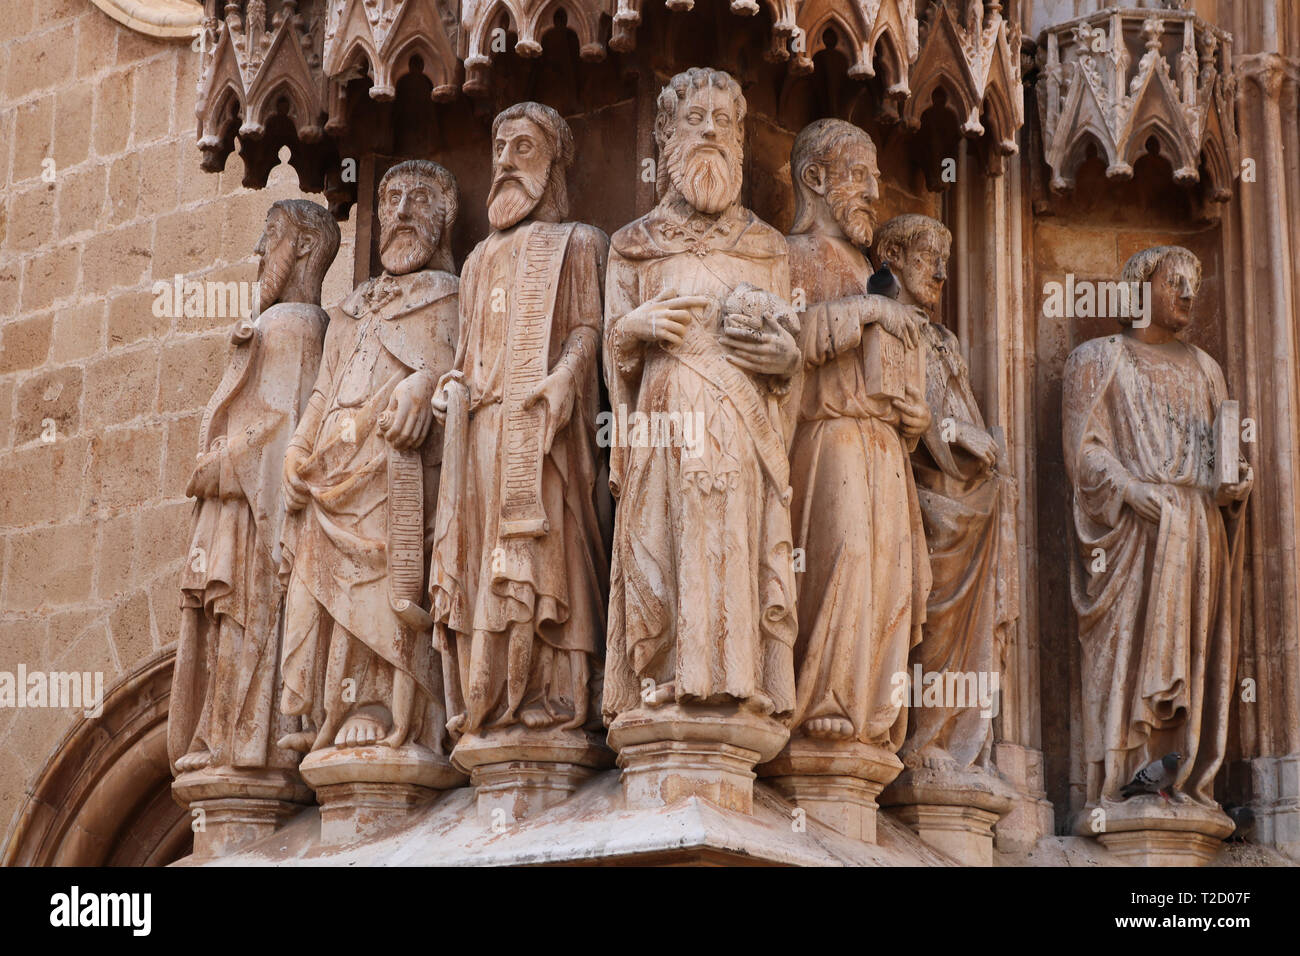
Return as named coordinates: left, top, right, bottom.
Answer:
left=1120, top=752, right=1181, bottom=801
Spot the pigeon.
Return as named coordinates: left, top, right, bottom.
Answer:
left=868, top=260, right=901, bottom=299
left=1120, top=752, right=1181, bottom=800
left=1224, top=804, right=1255, bottom=843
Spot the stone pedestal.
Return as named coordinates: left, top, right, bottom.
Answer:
left=172, top=767, right=312, bottom=858
left=1076, top=796, right=1234, bottom=866
left=758, top=738, right=902, bottom=843
left=299, top=745, right=465, bottom=845
left=881, top=765, right=1016, bottom=866
left=990, top=742, right=1056, bottom=852
left=451, top=727, right=613, bottom=824
left=607, top=704, right=789, bottom=814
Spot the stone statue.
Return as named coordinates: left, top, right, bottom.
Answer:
left=602, top=68, right=802, bottom=813
left=1063, top=245, right=1251, bottom=860
left=277, top=160, right=462, bottom=837
left=429, top=102, right=612, bottom=819
left=168, top=198, right=339, bottom=855
left=758, top=119, right=931, bottom=841
left=876, top=213, right=1019, bottom=864
left=880, top=213, right=1020, bottom=775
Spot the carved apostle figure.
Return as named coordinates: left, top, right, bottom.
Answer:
left=170, top=199, right=339, bottom=784
left=429, top=103, right=610, bottom=760
left=279, top=160, right=458, bottom=761
left=780, top=121, right=931, bottom=754
left=1064, top=245, right=1251, bottom=810
left=877, top=214, right=1020, bottom=774
left=602, top=68, right=801, bottom=742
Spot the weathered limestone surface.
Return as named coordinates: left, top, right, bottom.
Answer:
left=4, top=1, right=1300, bottom=869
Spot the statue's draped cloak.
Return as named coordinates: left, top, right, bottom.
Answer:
left=907, top=320, right=1019, bottom=769
left=602, top=199, right=798, bottom=719
left=1063, top=335, right=1246, bottom=804
left=169, top=303, right=326, bottom=771
left=280, top=270, right=458, bottom=717
left=784, top=232, right=930, bottom=751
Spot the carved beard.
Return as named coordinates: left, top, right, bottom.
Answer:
left=827, top=182, right=875, bottom=249
left=256, top=237, right=296, bottom=312
left=379, top=223, right=435, bottom=275
left=487, top=173, right=546, bottom=231
left=667, top=137, right=742, bottom=215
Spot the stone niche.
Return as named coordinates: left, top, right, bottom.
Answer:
left=145, top=0, right=1296, bottom=868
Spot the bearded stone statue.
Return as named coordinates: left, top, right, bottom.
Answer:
left=602, top=68, right=802, bottom=813
left=429, top=102, right=613, bottom=821
left=277, top=160, right=463, bottom=839
left=168, top=198, right=338, bottom=856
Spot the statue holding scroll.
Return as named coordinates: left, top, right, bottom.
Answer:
left=880, top=213, right=1019, bottom=775
left=279, top=160, right=458, bottom=761
left=170, top=199, right=339, bottom=778
left=602, top=68, right=802, bottom=730
left=1063, top=245, right=1251, bottom=812
left=429, top=103, right=610, bottom=755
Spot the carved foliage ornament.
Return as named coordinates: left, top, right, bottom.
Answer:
left=1037, top=7, right=1239, bottom=201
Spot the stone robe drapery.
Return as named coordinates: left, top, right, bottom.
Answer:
left=430, top=222, right=610, bottom=733
left=169, top=303, right=326, bottom=772
left=1063, top=335, right=1247, bottom=805
left=906, top=320, right=1019, bottom=770
left=280, top=270, right=457, bottom=745
left=602, top=199, right=798, bottom=720
left=785, top=232, right=930, bottom=751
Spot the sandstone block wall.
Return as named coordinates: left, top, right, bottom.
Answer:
left=0, top=1, right=354, bottom=846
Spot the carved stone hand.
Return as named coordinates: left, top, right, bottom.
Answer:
left=621, top=289, right=712, bottom=348
left=721, top=315, right=800, bottom=378
left=892, top=384, right=932, bottom=438
left=282, top=444, right=310, bottom=512
left=383, top=370, right=437, bottom=450
left=1123, top=480, right=1168, bottom=522
left=524, top=366, right=577, bottom=453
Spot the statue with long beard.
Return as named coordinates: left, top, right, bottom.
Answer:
left=759, top=119, right=933, bottom=845
left=168, top=199, right=338, bottom=856
left=602, top=68, right=802, bottom=813
left=429, top=103, right=613, bottom=820
left=277, top=161, right=463, bottom=836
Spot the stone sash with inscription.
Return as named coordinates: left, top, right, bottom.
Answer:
left=499, top=221, right=576, bottom=538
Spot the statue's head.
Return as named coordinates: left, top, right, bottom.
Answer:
left=254, top=199, right=341, bottom=310
left=873, top=214, right=951, bottom=313
left=790, top=119, right=881, bottom=248
left=1120, top=245, right=1201, bottom=334
left=655, top=68, right=746, bottom=215
left=488, top=101, right=574, bottom=231
left=377, top=159, right=458, bottom=276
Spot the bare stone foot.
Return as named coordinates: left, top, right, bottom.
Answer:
left=175, top=748, right=212, bottom=772
left=276, top=731, right=316, bottom=754
left=801, top=716, right=854, bottom=740
left=334, top=707, right=389, bottom=747
left=519, top=704, right=557, bottom=729
left=446, top=714, right=466, bottom=736
left=643, top=681, right=675, bottom=707
left=917, top=749, right=959, bottom=772
left=378, top=720, right=409, bottom=748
